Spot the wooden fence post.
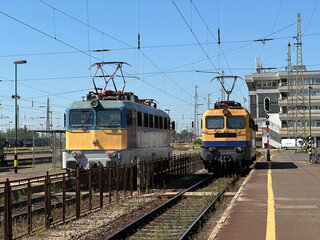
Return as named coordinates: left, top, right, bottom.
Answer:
left=124, top=163, right=127, bottom=197
left=27, top=180, right=32, bottom=235
left=109, top=167, right=112, bottom=203
left=4, top=178, right=12, bottom=240
left=62, top=174, right=66, bottom=223
left=76, top=167, right=81, bottom=218
left=137, top=158, right=141, bottom=195
left=99, top=166, right=104, bottom=209
left=116, top=164, right=119, bottom=200
left=45, top=171, right=51, bottom=229
left=89, top=169, right=92, bottom=212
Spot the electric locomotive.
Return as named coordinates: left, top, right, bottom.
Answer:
left=200, top=100, right=257, bottom=172
left=63, top=62, right=173, bottom=170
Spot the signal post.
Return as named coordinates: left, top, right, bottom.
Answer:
left=266, top=114, right=270, bottom=161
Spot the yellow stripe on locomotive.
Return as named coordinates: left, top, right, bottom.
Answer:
left=66, top=129, right=127, bottom=150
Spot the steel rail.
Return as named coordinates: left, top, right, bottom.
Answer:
left=179, top=174, right=240, bottom=240
left=105, top=175, right=214, bottom=240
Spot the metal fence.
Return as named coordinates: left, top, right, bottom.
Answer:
left=1, top=153, right=202, bottom=240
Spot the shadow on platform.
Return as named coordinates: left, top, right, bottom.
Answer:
left=255, top=162, right=298, bottom=170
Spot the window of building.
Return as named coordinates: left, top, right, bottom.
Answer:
left=282, top=106, right=287, bottom=114
left=250, top=95, right=256, bottom=105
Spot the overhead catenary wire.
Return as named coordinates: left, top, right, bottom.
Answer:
left=3, top=30, right=319, bottom=59
left=189, top=0, right=245, bottom=103
left=40, top=0, right=194, bottom=99
left=0, top=9, right=194, bottom=108
left=0, top=10, right=102, bottom=62
left=172, top=0, right=220, bottom=75
left=304, top=0, right=320, bottom=34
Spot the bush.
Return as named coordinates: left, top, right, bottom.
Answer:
left=193, top=138, right=202, bottom=145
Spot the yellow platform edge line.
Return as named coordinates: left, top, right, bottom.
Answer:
left=266, top=156, right=276, bottom=240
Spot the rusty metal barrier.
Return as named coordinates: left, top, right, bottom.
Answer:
left=1, top=153, right=202, bottom=239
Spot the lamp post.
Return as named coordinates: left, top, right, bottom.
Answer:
left=12, top=60, right=27, bottom=173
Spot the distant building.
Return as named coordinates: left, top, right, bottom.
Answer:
left=245, top=65, right=320, bottom=148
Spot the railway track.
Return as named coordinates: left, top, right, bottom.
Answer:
left=0, top=153, right=53, bottom=167
left=105, top=174, right=239, bottom=240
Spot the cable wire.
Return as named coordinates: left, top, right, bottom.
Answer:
left=172, top=0, right=220, bottom=75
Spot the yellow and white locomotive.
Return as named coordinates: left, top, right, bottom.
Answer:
left=200, top=101, right=257, bottom=172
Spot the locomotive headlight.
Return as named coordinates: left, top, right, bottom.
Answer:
left=107, top=151, right=117, bottom=157
left=71, top=151, right=82, bottom=158
left=208, top=147, right=217, bottom=152
left=235, top=147, right=243, bottom=152
left=222, top=109, right=229, bottom=115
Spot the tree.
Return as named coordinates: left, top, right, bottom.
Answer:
left=5, top=127, right=39, bottom=139
left=193, top=138, right=202, bottom=145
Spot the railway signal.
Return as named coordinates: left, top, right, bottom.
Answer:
left=264, top=97, right=270, bottom=112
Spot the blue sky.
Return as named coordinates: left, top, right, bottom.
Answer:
left=0, top=0, right=320, bottom=132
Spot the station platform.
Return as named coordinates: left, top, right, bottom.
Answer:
left=0, top=163, right=65, bottom=183
left=210, top=152, right=320, bottom=240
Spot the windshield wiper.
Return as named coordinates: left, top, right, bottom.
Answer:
left=107, top=115, right=119, bottom=127
left=80, top=112, right=93, bottom=128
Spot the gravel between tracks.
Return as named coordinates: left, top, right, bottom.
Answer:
left=29, top=195, right=165, bottom=240
left=28, top=168, right=245, bottom=240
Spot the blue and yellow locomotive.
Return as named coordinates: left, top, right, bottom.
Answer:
left=63, top=62, right=172, bottom=170
left=200, top=101, right=257, bottom=172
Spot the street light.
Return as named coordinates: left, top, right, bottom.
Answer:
left=12, top=60, right=27, bottom=173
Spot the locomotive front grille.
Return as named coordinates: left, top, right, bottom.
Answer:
left=214, top=132, right=237, bottom=138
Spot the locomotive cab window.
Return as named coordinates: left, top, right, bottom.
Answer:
left=206, top=116, right=224, bottom=129
left=226, top=116, right=245, bottom=129
left=97, top=110, right=121, bottom=127
left=69, top=110, right=94, bottom=127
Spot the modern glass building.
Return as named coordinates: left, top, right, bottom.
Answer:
left=245, top=68, right=320, bottom=148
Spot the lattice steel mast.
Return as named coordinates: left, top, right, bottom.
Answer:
left=286, top=42, right=294, bottom=138
left=294, top=13, right=307, bottom=149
